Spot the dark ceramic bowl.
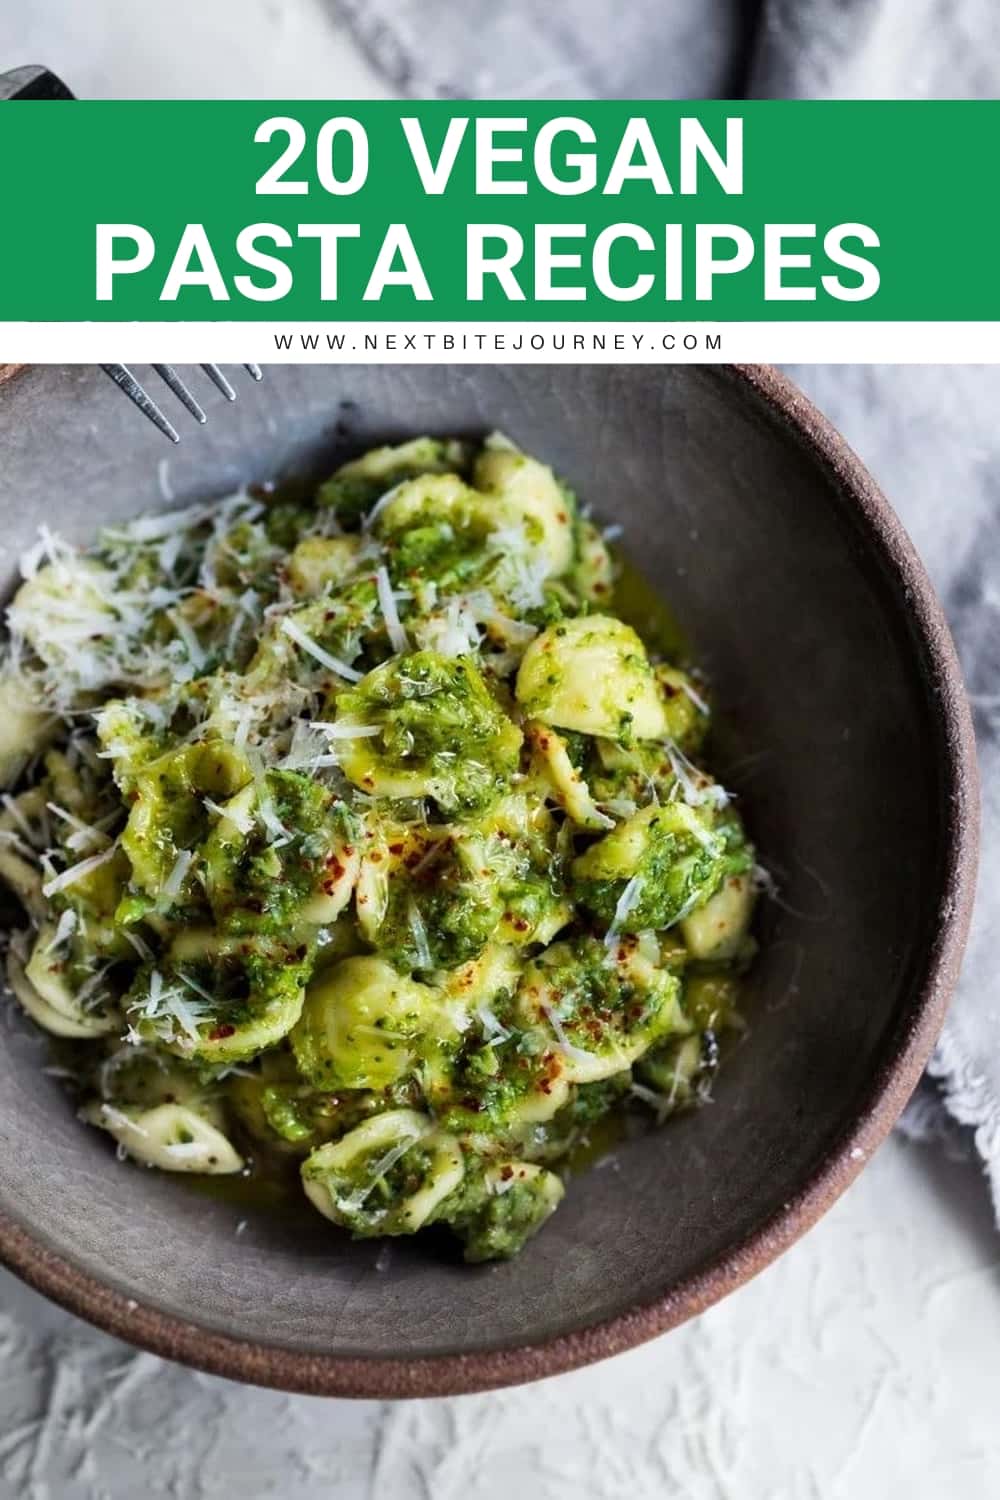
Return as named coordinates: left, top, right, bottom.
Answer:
left=0, top=364, right=977, bottom=1396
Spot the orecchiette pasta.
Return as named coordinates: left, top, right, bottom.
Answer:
left=0, top=433, right=757, bottom=1262
left=516, top=614, right=669, bottom=740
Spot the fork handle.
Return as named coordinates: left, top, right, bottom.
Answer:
left=0, top=66, right=74, bottom=101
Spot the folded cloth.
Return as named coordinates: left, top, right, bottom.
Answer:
left=331, top=0, right=1000, bottom=1215
left=791, top=365, right=1000, bottom=1215
left=330, top=0, right=760, bottom=99
left=331, top=0, right=1000, bottom=100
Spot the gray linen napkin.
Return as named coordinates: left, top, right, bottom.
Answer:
left=332, top=0, right=1000, bottom=1215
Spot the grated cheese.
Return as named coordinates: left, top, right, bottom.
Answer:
left=280, top=616, right=363, bottom=682
left=599, top=797, right=638, bottom=821
left=415, top=599, right=481, bottom=658
left=18, top=524, right=73, bottom=580
left=0, top=829, right=35, bottom=860
left=308, top=720, right=381, bottom=739
left=375, top=565, right=410, bottom=655
left=542, top=1004, right=595, bottom=1065
left=232, top=704, right=253, bottom=753
left=160, top=849, right=194, bottom=904
left=105, top=500, right=214, bottom=543
left=42, top=844, right=117, bottom=898
left=156, top=457, right=174, bottom=502
left=407, top=901, right=433, bottom=970
left=44, top=908, right=78, bottom=953
left=248, top=755, right=290, bottom=843
left=677, top=678, right=710, bottom=716
left=176, top=969, right=216, bottom=1005
left=99, top=1104, right=148, bottom=1137
left=170, top=613, right=206, bottom=671
left=604, top=873, right=645, bottom=950
left=157, top=532, right=184, bottom=576
left=663, top=741, right=730, bottom=810
left=356, top=1136, right=419, bottom=1202
left=132, top=969, right=211, bottom=1044
left=75, top=962, right=113, bottom=1010
left=46, top=802, right=107, bottom=853
left=202, top=796, right=255, bottom=834
left=123, top=929, right=153, bottom=963
left=476, top=1004, right=512, bottom=1044
left=504, top=555, right=550, bottom=613
left=226, top=588, right=261, bottom=654
left=361, top=479, right=408, bottom=533
left=2, top=794, right=41, bottom=845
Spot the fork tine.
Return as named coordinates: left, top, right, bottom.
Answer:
left=200, top=364, right=237, bottom=401
left=244, top=364, right=263, bottom=381
left=100, top=364, right=179, bottom=444
left=152, top=364, right=207, bottom=424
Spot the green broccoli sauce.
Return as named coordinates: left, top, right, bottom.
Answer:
left=6, top=435, right=759, bottom=1265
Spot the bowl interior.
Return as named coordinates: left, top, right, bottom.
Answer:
left=0, top=364, right=961, bottom=1384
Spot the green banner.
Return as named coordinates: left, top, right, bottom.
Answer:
left=0, top=101, right=995, bottom=320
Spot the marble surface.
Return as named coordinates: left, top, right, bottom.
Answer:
left=1, top=5, right=999, bottom=1495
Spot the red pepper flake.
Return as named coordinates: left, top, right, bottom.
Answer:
left=500, top=1164, right=514, bottom=1181
left=209, top=1023, right=236, bottom=1041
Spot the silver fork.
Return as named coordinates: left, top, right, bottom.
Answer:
left=99, top=364, right=264, bottom=444
left=0, top=72, right=265, bottom=447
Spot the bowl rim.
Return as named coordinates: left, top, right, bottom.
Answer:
left=0, top=361, right=980, bottom=1398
